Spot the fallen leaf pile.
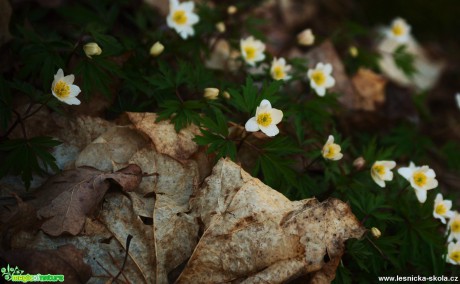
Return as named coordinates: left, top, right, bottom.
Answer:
left=0, top=113, right=365, bottom=283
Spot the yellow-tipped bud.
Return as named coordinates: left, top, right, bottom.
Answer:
left=371, top=227, right=381, bottom=239
left=204, top=88, right=219, bottom=100
left=227, top=5, right=237, bottom=15
left=297, top=29, right=315, bottom=46
left=216, top=22, right=226, bottom=33
left=83, top=42, right=102, bottom=58
left=349, top=46, right=359, bottom=57
left=150, top=41, right=165, bottom=57
left=222, top=91, right=231, bottom=99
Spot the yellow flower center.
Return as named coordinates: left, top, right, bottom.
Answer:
left=172, top=10, right=188, bottom=25
left=324, top=144, right=338, bottom=159
left=450, top=251, right=460, bottom=263
left=392, top=24, right=405, bottom=36
left=452, top=220, right=460, bottom=233
left=244, top=46, right=256, bottom=61
left=256, top=113, right=272, bottom=127
left=272, top=66, right=285, bottom=80
left=311, top=71, right=326, bottom=86
left=413, top=172, right=427, bottom=187
left=53, top=80, right=70, bottom=99
left=373, top=165, right=386, bottom=176
left=435, top=203, right=447, bottom=215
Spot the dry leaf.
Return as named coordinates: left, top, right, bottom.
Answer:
left=75, top=126, right=149, bottom=171
left=127, top=112, right=200, bottom=161
left=36, top=164, right=142, bottom=236
left=351, top=68, right=387, bottom=111
left=0, top=244, right=91, bottom=284
left=177, top=158, right=365, bottom=283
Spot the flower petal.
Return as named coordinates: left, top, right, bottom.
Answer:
left=414, top=188, right=427, bottom=203
left=259, top=99, right=271, bottom=110
left=245, top=117, right=259, bottom=132
left=371, top=172, right=385, bottom=188
left=259, top=124, right=279, bottom=137
left=397, top=167, right=413, bottom=180
left=69, top=85, right=81, bottom=97
left=269, top=108, right=283, bottom=124
left=314, top=86, right=326, bottom=96
left=323, top=63, right=332, bottom=74
left=62, top=74, right=75, bottom=85
left=64, top=97, right=81, bottom=105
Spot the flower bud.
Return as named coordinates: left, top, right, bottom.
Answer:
left=227, top=5, right=237, bottom=15
left=204, top=88, right=219, bottom=100
left=83, top=42, right=102, bottom=58
left=150, top=41, right=164, bottom=57
left=353, top=156, right=366, bottom=170
left=297, top=29, right=315, bottom=46
left=349, top=46, right=359, bottom=57
left=222, top=91, right=231, bottom=99
left=216, top=22, right=226, bottom=33
left=371, top=227, right=381, bottom=238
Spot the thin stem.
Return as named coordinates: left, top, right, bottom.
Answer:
left=304, top=155, right=322, bottom=171
left=237, top=131, right=251, bottom=152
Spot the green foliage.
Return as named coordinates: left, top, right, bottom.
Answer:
left=0, top=137, right=61, bottom=189
left=393, top=45, right=417, bottom=78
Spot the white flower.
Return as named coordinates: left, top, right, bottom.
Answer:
left=150, top=41, right=165, bottom=56
left=370, top=227, right=381, bottom=239
left=245, top=99, right=283, bottom=137
left=447, top=241, right=460, bottom=265
left=433, top=193, right=454, bottom=224
left=297, top=29, right=315, bottom=46
left=83, top=42, right=102, bottom=58
left=322, top=135, right=343, bottom=161
left=398, top=162, right=438, bottom=203
left=166, top=0, right=199, bottom=39
left=371, top=160, right=396, bottom=188
left=51, top=69, right=81, bottom=105
left=307, top=62, right=335, bottom=96
left=270, top=57, right=291, bottom=81
left=203, top=88, right=219, bottom=100
left=448, top=212, right=460, bottom=242
left=456, top=93, right=460, bottom=110
left=240, top=36, right=265, bottom=66
left=386, top=17, right=411, bottom=43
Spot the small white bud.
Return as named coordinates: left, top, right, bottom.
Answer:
left=227, top=5, right=237, bottom=15
left=371, top=227, right=381, bottom=239
left=216, top=22, right=226, bottom=33
left=150, top=41, right=164, bottom=57
left=83, top=42, right=102, bottom=58
left=297, top=29, right=315, bottom=46
left=204, top=88, right=219, bottom=100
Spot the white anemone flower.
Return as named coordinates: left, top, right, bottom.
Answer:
left=51, top=69, right=81, bottom=105
left=386, top=17, right=411, bottom=43
left=447, top=241, right=460, bottom=265
left=270, top=57, right=291, bottom=81
left=433, top=193, right=454, bottom=224
left=322, top=135, right=343, bottom=161
left=245, top=99, right=283, bottom=137
left=167, top=0, right=200, bottom=39
left=240, top=36, right=265, bottom=66
left=398, top=162, right=438, bottom=203
left=448, top=212, right=460, bottom=242
left=371, top=160, right=396, bottom=188
left=307, top=62, right=335, bottom=96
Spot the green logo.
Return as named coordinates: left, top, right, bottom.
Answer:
left=1, top=265, right=64, bottom=283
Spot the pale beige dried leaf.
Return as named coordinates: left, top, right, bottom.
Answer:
left=127, top=112, right=200, bottom=161
left=36, top=165, right=142, bottom=236
left=352, top=68, right=387, bottom=111
left=177, top=158, right=365, bottom=283
left=129, top=147, right=199, bottom=283
left=75, top=126, right=149, bottom=172
left=99, top=193, right=156, bottom=283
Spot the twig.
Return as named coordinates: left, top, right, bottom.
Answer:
left=112, top=234, right=133, bottom=283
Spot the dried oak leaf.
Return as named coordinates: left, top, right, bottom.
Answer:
left=177, top=158, right=365, bottom=283
left=351, top=68, right=387, bottom=111
left=127, top=112, right=200, bottom=161
left=36, top=164, right=142, bottom=236
left=0, top=244, right=91, bottom=284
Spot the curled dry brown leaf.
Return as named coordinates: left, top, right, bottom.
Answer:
left=0, top=244, right=91, bottom=284
left=35, top=164, right=142, bottom=236
left=177, top=158, right=365, bottom=283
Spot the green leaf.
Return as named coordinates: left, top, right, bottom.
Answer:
left=393, top=45, right=417, bottom=78
left=0, top=137, right=61, bottom=189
